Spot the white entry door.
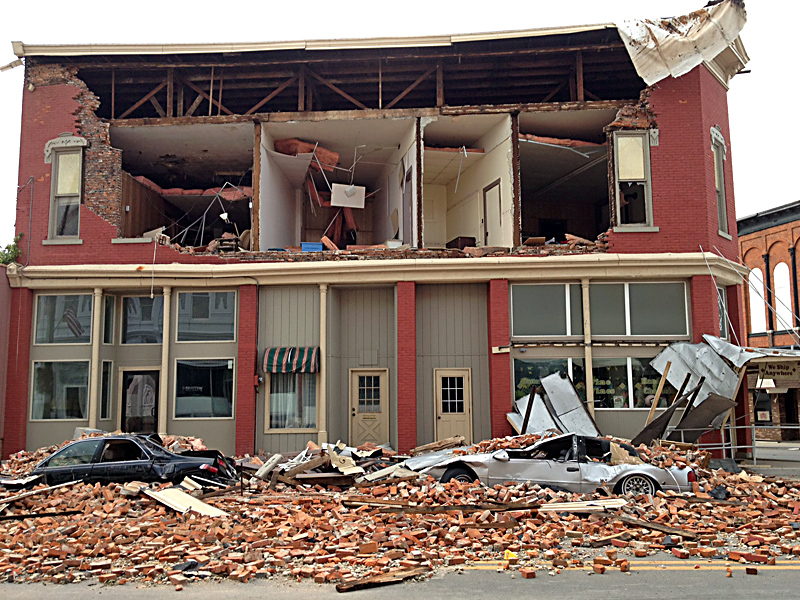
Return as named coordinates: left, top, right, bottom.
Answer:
left=349, top=369, right=389, bottom=446
left=435, top=368, right=473, bottom=443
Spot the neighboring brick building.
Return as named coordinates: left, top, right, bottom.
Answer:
left=3, top=1, right=752, bottom=457
left=738, top=201, right=800, bottom=440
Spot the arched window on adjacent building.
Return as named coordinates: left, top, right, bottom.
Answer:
left=774, top=262, right=794, bottom=331
left=748, top=268, right=767, bottom=334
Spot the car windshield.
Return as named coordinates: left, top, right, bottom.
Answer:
left=47, top=439, right=103, bottom=467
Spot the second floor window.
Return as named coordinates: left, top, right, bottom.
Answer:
left=613, top=130, right=653, bottom=227
left=45, top=134, right=87, bottom=239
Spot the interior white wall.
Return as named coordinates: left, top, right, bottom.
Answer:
left=259, top=126, right=300, bottom=249
left=373, top=121, right=418, bottom=244
left=422, top=184, right=447, bottom=246
left=445, top=116, right=514, bottom=247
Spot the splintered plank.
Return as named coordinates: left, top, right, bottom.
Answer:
left=611, top=514, right=698, bottom=540
left=335, top=566, right=429, bottom=593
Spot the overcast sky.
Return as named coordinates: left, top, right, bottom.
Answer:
left=0, top=1, right=789, bottom=249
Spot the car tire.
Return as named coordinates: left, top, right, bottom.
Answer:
left=617, top=474, right=658, bottom=496
left=440, top=465, right=477, bottom=484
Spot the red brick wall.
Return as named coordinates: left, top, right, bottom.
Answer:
left=690, top=275, right=720, bottom=343
left=235, top=285, right=258, bottom=455
left=396, top=281, right=417, bottom=452
left=608, top=65, right=739, bottom=261
left=488, top=279, right=513, bottom=439
left=3, top=288, right=33, bottom=457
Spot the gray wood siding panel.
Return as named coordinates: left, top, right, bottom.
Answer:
left=256, top=286, right=320, bottom=454
left=416, top=284, right=490, bottom=446
left=330, top=287, right=396, bottom=447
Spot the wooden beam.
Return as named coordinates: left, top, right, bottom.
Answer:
left=149, top=95, right=166, bottom=117
left=306, top=76, right=313, bottom=111
left=185, top=92, right=204, bottom=117
left=217, top=67, right=224, bottom=116
left=646, top=361, right=671, bottom=425
left=118, top=81, right=166, bottom=119
left=208, top=66, right=214, bottom=116
left=307, top=68, right=367, bottom=110
left=166, top=67, right=174, bottom=118
left=575, top=50, right=584, bottom=103
left=252, top=122, right=261, bottom=251
left=177, top=82, right=184, bottom=117
left=378, top=60, right=382, bottom=109
left=541, top=81, right=566, bottom=103
left=245, top=75, right=298, bottom=115
left=384, top=66, right=436, bottom=110
left=111, top=69, right=115, bottom=120
left=176, top=72, right=234, bottom=115
left=511, top=113, right=521, bottom=247
left=436, top=62, right=444, bottom=107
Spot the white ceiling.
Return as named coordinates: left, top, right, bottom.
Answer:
left=111, top=122, right=255, bottom=188
left=423, top=149, right=483, bottom=185
left=519, top=108, right=618, bottom=144
left=422, top=113, right=508, bottom=147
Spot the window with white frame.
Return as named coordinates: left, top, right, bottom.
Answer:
left=31, top=361, right=89, bottom=420
left=35, top=294, right=92, bottom=344
left=613, top=130, right=653, bottom=227
left=748, top=268, right=768, bottom=334
left=774, top=262, right=793, bottom=331
left=711, top=126, right=728, bottom=235
left=269, top=373, right=317, bottom=429
left=511, top=284, right=583, bottom=337
left=44, top=134, right=87, bottom=239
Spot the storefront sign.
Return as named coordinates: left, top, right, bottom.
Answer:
left=751, top=361, right=800, bottom=389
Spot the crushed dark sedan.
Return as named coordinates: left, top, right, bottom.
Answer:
left=22, top=434, right=237, bottom=487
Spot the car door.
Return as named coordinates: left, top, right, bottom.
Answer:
left=488, top=436, right=582, bottom=492
left=90, top=439, right=155, bottom=483
left=41, top=439, right=104, bottom=484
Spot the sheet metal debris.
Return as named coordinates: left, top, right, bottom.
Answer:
left=616, top=0, right=747, bottom=86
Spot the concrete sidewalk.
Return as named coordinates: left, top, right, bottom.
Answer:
left=740, top=440, right=800, bottom=479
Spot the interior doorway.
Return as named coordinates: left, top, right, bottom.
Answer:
left=120, top=369, right=160, bottom=434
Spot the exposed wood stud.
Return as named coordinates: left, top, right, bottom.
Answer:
left=568, top=71, right=576, bottom=101
left=217, top=67, right=224, bottom=116
left=436, top=62, right=444, bottom=107
left=298, top=67, right=305, bottom=112
left=252, top=121, right=261, bottom=252
left=415, top=118, right=423, bottom=248
left=117, top=81, right=167, bottom=120
left=166, top=67, right=174, bottom=118
left=177, top=83, right=184, bottom=117
left=511, top=113, right=521, bottom=247
left=378, top=60, right=382, bottom=109
left=245, top=75, right=298, bottom=115
left=385, top=66, right=436, bottom=110
left=111, top=69, right=115, bottom=120
left=576, top=50, right=584, bottom=103
left=209, top=66, right=215, bottom=117
left=176, top=71, right=234, bottom=116
left=306, top=76, right=313, bottom=111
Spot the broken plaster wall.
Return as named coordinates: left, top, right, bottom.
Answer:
left=259, top=126, right=301, bottom=249
left=373, top=120, right=418, bottom=244
left=27, top=63, right=124, bottom=232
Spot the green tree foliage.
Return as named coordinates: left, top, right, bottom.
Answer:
left=0, top=234, right=22, bottom=265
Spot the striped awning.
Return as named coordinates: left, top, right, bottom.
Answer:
left=263, top=347, right=319, bottom=374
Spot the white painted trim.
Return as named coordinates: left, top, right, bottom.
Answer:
left=42, top=239, right=83, bottom=245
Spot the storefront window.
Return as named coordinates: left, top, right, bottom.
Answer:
left=513, top=358, right=568, bottom=400
left=35, top=294, right=92, bottom=344
left=631, top=357, right=675, bottom=408
left=122, top=296, right=164, bottom=344
left=31, top=361, right=89, bottom=420
left=269, top=373, right=317, bottom=429
left=590, top=357, right=629, bottom=409
left=174, top=359, right=234, bottom=418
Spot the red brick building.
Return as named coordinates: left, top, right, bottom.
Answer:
left=738, top=202, right=800, bottom=440
left=2, top=1, right=751, bottom=457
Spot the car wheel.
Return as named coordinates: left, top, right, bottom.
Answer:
left=618, top=474, right=658, bottom=496
left=440, top=466, right=477, bottom=484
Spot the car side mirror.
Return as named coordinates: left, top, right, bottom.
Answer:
left=493, top=450, right=509, bottom=462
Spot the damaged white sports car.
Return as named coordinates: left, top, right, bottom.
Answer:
left=404, top=433, right=696, bottom=495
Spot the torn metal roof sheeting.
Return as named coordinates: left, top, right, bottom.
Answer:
left=703, top=334, right=800, bottom=368
left=507, top=393, right=562, bottom=435
left=667, top=393, right=737, bottom=443
left=650, top=341, right=738, bottom=405
left=540, top=372, right=601, bottom=437
left=616, top=0, right=747, bottom=86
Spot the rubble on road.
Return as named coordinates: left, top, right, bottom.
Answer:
left=1, top=436, right=799, bottom=589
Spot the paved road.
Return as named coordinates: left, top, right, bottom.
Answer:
left=744, top=441, right=800, bottom=479
left=3, top=557, right=800, bottom=600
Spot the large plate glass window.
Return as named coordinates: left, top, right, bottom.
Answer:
left=31, top=361, right=89, bottom=420
left=511, top=284, right=583, bottom=337
left=514, top=358, right=569, bottom=400
left=122, top=296, right=164, bottom=344
left=174, top=359, right=234, bottom=418
left=589, top=282, right=688, bottom=337
left=35, top=294, right=92, bottom=344
left=177, top=291, right=236, bottom=342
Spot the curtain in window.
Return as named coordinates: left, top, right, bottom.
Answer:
left=270, top=372, right=316, bottom=428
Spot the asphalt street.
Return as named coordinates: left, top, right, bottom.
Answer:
left=2, top=556, right=800, bottom=600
